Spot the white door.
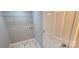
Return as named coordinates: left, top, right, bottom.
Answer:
left=43, top=11, right=75, bottom=48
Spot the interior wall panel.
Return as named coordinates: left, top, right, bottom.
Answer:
left=33, top=12, right=43, bottom=47
left=55, top=11, right=65, bottom=38
left=63, top=11, right=75, bottom=43
left=0, top=12, right=10, bottom=47
left=3, top=11, right=33, bottom=43
left=43, top=11, right=55, bottom=35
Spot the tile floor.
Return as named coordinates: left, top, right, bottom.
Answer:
left=10, top=33, right=66, bottom=48
left=10, top=38, right=41, bottom=48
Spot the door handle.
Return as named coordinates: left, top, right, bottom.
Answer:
left=61, top=43, right=67, bottom=47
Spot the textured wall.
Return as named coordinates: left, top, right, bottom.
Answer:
left=0, top=12, right=10, bottom=48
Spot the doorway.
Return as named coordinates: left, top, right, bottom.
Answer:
left=43, top=11, right=77, bottom=48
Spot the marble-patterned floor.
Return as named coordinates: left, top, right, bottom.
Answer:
left=10, top=38, right=41, bottom=48
left=10, top=33, right=67, bottom=48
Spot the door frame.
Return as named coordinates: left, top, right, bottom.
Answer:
left=69, top=11, right=79, bottom=48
